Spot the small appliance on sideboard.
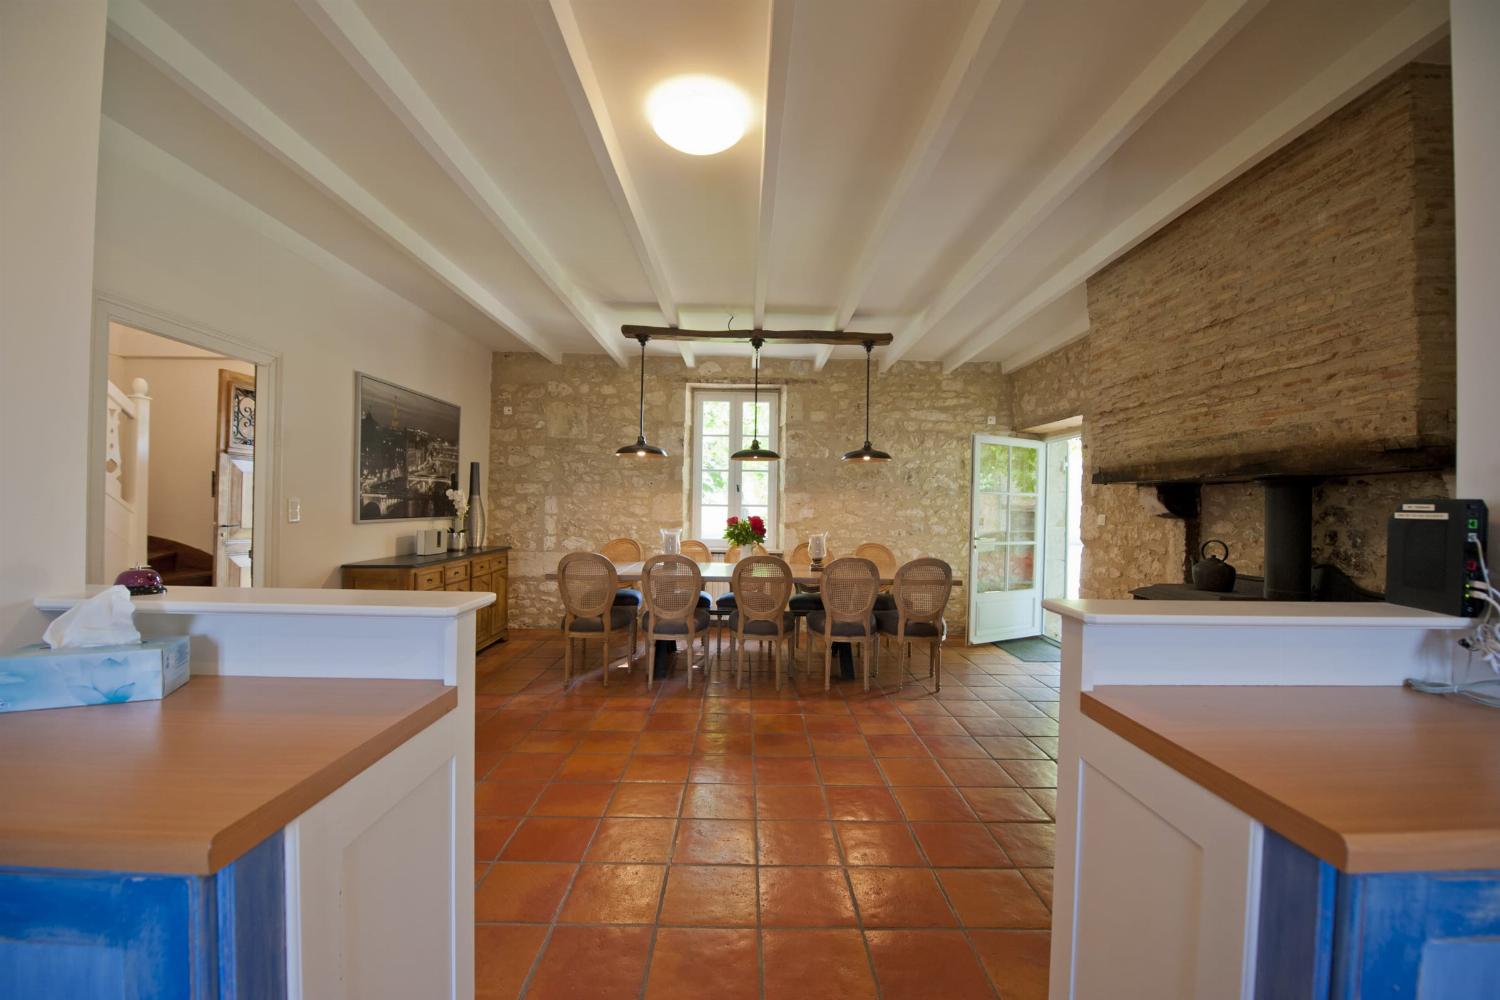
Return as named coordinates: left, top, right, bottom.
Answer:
left=414, top=528, right=447, bottom=555
left=1385, top=498, right=1489, bottom=616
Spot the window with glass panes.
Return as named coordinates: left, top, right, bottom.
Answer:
left=691, top=389, right=779, bottom=546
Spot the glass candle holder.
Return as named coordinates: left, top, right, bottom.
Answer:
left=660, top=527, right=682, bottom=555
left=808, top=532, right=828, bottom=566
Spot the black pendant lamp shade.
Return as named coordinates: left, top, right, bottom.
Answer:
left=616, top=334, right=667, bottom=459
left=842, top=340, right=892, bottom=463
left=731, top=338, right=780, bottom=462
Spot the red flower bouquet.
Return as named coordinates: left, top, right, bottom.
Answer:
left=724, top=514, right=767, bottom=548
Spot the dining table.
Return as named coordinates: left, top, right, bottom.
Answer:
left=601, top=560, right=962, bottom=682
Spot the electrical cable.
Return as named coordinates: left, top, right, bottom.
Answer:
left=1406, top=533, right=1500, bottom=708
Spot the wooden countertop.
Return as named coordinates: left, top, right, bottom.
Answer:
left=1044, top=599, right=1467, bottom=628
left=341, top=545, right=510, bottom=569
left=0, top=676, right=455, bottom=875
left=1082, top=686, right=1500, bottom=873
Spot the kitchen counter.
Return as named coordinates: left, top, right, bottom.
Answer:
left=1082, top=685, right=1500, bottom=873
left=0, top=676, right=455, bottom=875
left=1043, top=598, right=1467, bottom=628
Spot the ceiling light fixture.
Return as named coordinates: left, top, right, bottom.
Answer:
left=731, top=338, right=780, bottom=463
left=842, top=341, right=892, bottom=463
left=646, top=75, right=750, bottom=156
left=615, top=333, right=667, bottom=459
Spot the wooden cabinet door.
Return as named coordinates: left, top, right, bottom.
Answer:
left=471, top=571, right=493, bottom=640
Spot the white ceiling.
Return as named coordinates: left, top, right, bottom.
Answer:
left=99, top=0, right=1449, bottom=371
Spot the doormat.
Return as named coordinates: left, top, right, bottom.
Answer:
left=993, top=637, right=1061, bottom=662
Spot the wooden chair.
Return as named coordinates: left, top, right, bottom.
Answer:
left=599, top=537, right=645, bottom=610
left=728, top=557, right=794, bottom=690
left=640, top=554, right=712, bottom=690
left=557, top=552, right=636, bottom=688
left=854, top=542, right=899, bottom=609
left=681, top=539, right=712, bottom=563
left=600, top=537, right=643, bottom=563
left=805, top=557, right=881, bottom=691
left=876, top=558, right=953, bottom=692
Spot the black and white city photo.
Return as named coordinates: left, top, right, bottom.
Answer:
left=355, top=373, right=460, bottom=522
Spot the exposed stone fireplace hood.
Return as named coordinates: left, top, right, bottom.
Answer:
left=1092, top=443, right=1454, bottom=488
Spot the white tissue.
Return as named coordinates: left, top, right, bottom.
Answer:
left=42, top=586, right=142, bottom=649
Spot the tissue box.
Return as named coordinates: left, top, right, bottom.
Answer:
left=0, top=636, right=190, bottom=714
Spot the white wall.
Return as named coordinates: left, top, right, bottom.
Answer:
left=93, top=122, right=494, bottom=588
left=0, top=1, right=107, bottom=648
left=1453, top=0, right=1500, bottom=533
left=109, top=350, right=255, bottom=553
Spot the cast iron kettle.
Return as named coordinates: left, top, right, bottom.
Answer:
left=1191, top=540, right=1237, bottom=593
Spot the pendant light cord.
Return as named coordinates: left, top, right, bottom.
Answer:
left=637, top=335, right=648, bottom=439
left=751, top=336, right=763, bottom=444
left=863, top=341, right=873, bottom=445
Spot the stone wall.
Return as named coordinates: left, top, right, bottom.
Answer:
left=1008, top=337, right=1089, bottom=431
left=1006, top=63, right=1455, bottom=598
left=1086, top=64, right=1455, bottom=479
left=489, top=353, right=1009, bottom=629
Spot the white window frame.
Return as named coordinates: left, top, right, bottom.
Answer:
left=690, top=387, right=780, bottom=548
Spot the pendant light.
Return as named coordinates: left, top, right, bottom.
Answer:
left=615, top=333, right=667, bottom=459
left=842, top=340, right=892, bottom=463
left=731, top=337, right=780, bottom=462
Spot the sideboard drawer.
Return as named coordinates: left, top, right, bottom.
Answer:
left=472, top=556, right=496, bottom=576
left=443, top=563, right=470, bottom=584
left=414, top=568, right=445, bottom=591
left=445, top=580, right=470, bottom=592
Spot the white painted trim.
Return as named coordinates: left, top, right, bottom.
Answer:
left=37, top=585, right=493, bottom=618
left=534, top=0, right=680, bottom=328
left=297, top=0, right=625, bottom=366
left=87, top=292, right=283, bottom=588
left=106, top=0, right=562, bottom=363
left=833, top=0, right=1023, bottom=332
left=752, top=0, right=796, bottom=329
left=942, top=0, right=1449, bottom=372
left=689, top=387, right=782, bottom=546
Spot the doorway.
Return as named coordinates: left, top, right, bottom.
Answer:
left=1042, top=432, right=1084, bottom=641
left=89, top=299, right=274, bottom=588
left=969, top=435, right=1046, bottom=643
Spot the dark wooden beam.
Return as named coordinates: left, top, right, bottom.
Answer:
left=622, top=325, right=893, bottom=346
left=1091, top=445, right=1455, bottom=486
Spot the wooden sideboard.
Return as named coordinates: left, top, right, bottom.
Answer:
left=341, top=545, right=509, bottom=649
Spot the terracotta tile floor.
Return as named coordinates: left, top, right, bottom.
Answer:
left=474, top=631, right=1059, bottom=999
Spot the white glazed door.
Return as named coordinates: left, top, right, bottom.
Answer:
left=969, top=435, right=1046, bottom=643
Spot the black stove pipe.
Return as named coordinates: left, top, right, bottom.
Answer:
left=1263, top=480, right=1314, bottom=600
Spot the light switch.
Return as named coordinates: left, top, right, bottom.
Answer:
left=987, top=416, right=996, bottom=425
left=288, top=497, right=302, bottom=523
left=503, top=406, right=513, bottom=416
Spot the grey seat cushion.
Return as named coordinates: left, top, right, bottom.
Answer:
left=643, top=609, right=712, bottom=635
left=874, top=592, right=897, bottom=610
left=565, top=606, right=637, bottom=632
left=788, top=592, right=822, bottom=613
left=714, top=592, right=736, bottom=610
left=612, top=588, right=643, bottom=607
left=728, top=612, right=794, bottom=636
left=875, top=610, right=943, bottom=637
left=806, top=610, right=876, bottom=637
left=698, top=591, right=714, bottom=609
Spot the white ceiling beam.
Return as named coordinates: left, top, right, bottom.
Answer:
left=940, top=0, right=1450, bottom=373
left=298, top=0, right=626, bottom=365
left=752, top=0, right=796, bottom=328
left=678, top=343, right=696, bottom=367
left=106, top=0, right=563, bottom=363
left=883, top=0, right=1268, bottom=371
left=831, top=0, right=1022, bottom=335
left=812, top=344, right=835, bottom=370
left=533, top=0, right=680, bottom=330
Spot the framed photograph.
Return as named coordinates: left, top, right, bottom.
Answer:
left=217, top=370, right=256, bottom=457
left=355, top=372, right=461, bottom=522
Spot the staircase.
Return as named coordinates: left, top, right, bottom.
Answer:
left=146, top=535, right=215, bottom=587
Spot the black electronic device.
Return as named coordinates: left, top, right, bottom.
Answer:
left=1385, top=498, right=1489, bottom=617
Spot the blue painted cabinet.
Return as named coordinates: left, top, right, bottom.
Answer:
left=0, top=832, right=286, bottom=1000
left=1256, top=830, right=1500, bottom=999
